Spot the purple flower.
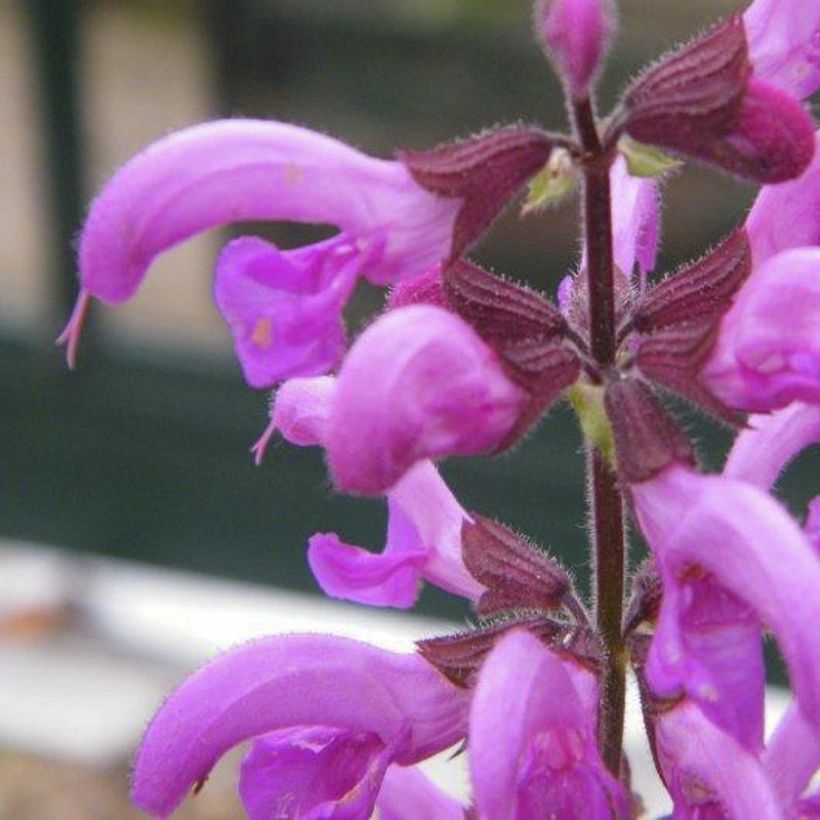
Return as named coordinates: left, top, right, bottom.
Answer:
left=238, top=726, right=397, bottom=819
left=326, top=304, right=527, bottom=495
left=630, top=636, right=785, bottom=819
left=702, top=246, right=820, bottom=412
left=255, top=374, right=483, bottom=607
left=745, top=130, right=819, bottom=266
left=631, top=463, right=820, bottom=747
left=723, top=401, right=820, bottom=491
left=213, top=235, right=361, bottom=387
left=309, top=459, right=482, bottom=608
left=744, top=0, right=820, bottom=99
left=469, top=630, right=629, bottom=819
left=131, top=634, right=469, bottom=817
left=59, top=120, right=460, bottom=372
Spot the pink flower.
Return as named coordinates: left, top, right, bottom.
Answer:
left=469, top=630, right=629, bottom=819
left=702, top=246, right=820, bottom=412
left=59, top=120, right=460, bottom=375
left=616, top=14, right=815, bottom=183
left=631, top=459, right=820, bottom=749
left=131, top=634, right=469, bottom=818
left=745, top=130, right=820, bottom=266
left=327, top=305, right=527, bottom=495
left=256, top=374, right=483, bottom=607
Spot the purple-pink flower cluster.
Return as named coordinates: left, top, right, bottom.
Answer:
left=62, top=0, right=819, bottom=816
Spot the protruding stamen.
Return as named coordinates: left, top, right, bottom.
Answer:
left=250, top=417, right=278, bottom=466
left=55, top=289, right=91, bottom=370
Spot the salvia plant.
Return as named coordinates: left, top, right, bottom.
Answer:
left=59, top=0, right=819, bottom=816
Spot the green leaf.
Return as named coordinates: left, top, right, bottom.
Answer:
left=619, top=135, right=683, bottom=178
left=522, top=148, right=578, bottom=214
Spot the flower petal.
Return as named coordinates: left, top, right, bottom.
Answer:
left=703, top=247, right=820, bottom=412
left=744, top=0, right=820, bottom=99
left=633, top=466, right=820, bottom=734
left=762, top=701, right=820, bottom=807
left=745, top=130, right=820, bottom=265
left=469, top=630, right=628, bottom=820
left=307, top=533, right=428, bottom=608
left=132, top=634, right=468, bottom=816
left=724, top=402, right=820, bottom=490
left=213, top=235, right=360, bottom=386
left=376, top=766, right=466, bottom=820
left=328, top=305, right=526, bottom=494
left=650, top=566, right=765, bottom=750
left=653, top=700, right=784, bottom=818
left=79, top=119, right=459, bottom=304
left=238, top=726, right=396, bottom=820
left=271, top=375, right=336, bottom=448
left=610, top=155, right=660, bottom=279
left=308, top=460, right=481, bottom=608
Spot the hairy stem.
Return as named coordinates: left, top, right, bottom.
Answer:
left=572, top=96, right=626, bottom=776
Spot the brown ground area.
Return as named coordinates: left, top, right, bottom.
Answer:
left=0, top=750, right=245, bottom=819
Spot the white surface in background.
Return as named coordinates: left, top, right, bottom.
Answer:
left=0, top=541, right=791, bottom=814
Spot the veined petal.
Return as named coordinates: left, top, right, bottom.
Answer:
left=470, top=630, right=628, bottom=820
left=79, top=119, right=459, bottom=304
left=132, top=634, right=468, bottom=817
left=376, top=766, right=466, bottom=820
left=744, top=0, right=820, bottom=99
left=653, top=699, right=784, bottom=819
left=308, top=460, right=481, bottom=608
left=763, top=701, right=820, bottom=807
left=328, top=305, right=527, bottom=495
left=650, top=567, right=765, bottom=750
left=214, top=235, right=360, bottom=387
left=745, top=131, right=820, bottom=265
left=238, top=726, right=396, bottom=820
left=633, top=465, right=820, bottom=733
left=702, top=247, right=820, bottom=412
left=724, top=402, right=820, bottom=490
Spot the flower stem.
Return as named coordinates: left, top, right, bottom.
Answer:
left=572, top=96, right=626, bottom=776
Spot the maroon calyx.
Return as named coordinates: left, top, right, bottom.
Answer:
left=461, top=515, right=578, bottom=618
left=630, top=229, right=751, bottom=333
left=611, top=14, right=814, bottom=183
left=443, top=259, right=583, bottom=447
left=604, top=378, right=696, bottom=483
left=417, top=614, right=602, bottom=689
left=398, top=126, right=556, bottom=259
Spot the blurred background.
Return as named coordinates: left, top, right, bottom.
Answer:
left=0, top=0, right=814, bottom=816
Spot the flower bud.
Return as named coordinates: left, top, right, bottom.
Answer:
left=535, top=0, right=614, bottom=99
